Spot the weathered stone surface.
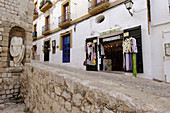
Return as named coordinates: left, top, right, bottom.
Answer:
left=65, top=101, right=72, bottom=111
left=0, top=0, right=33, bottom=106
left=20, top=62, right=170, bottom=113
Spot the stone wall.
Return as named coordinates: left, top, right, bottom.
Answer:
left=21, top=63, right=170, bottom=113
left=21, top=65, right=135, bottom=113
left=0, top=0, right=33, bottom=108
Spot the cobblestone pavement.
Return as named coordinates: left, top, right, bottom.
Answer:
left=0, top=103, right=26, bottom=113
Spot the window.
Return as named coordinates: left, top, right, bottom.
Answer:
left=96, top=0, right=105, bottom=6
left=33, top=24, right=37, bottom=32
left=45, top=15, right=50, bottom=31
left=64, top=3, right=69, bottom=21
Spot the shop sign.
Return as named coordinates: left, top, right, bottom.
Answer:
left=99, top=28, right=120, bottom=36
left=165, top=43, right=170, bottom=56
left=103, top=36, right=120, bottom=42
left=123, top=32, right=129, bottom=37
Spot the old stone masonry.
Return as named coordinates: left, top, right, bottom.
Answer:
left=0, top=0, right=33, bottom=109
left=21, top=62, right=170, bottom=113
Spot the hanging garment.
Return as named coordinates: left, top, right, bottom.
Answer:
left=87, top=46, right=90, bottom=55
left=131, top=37, right=138, bottom=53
left=129, top=53, right=133, bottom=71
left=100, top=44, right=105, bottom=55
left=125, top=53, right=130, bottom=71
left=127, top=39, right=132, bottom=53
left=123, top=55, right=125, bottom=70
left=123, top=39, right=128, bottom=54
left=91, top=47, right=94, bottom=63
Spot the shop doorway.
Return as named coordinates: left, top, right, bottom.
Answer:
left=100, top=38, right=123, bottom=71
left=44, top=40, right=50, bottom=61
left=63, top=35, right=70, bottom=63
left=86, top=37, right=98, bottom=71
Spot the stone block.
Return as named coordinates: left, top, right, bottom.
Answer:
left=8, top=73, right=12, bottom=77
left=5, top=89, right=10, bottom=94
left=14, top=88, right=19, bottom=93
left=58, top=97, right=65, bottom=106
left=2, top=73, right=7, bottom=78
left=51, top=92, right=55, bottom=99
left=2, top=47, right=8, bottom=52
left=1, top=57, right=8, bottom=61
left=52, top=101, right=61, bottom=113
left=0, top=52, right=8, bottom=57
left=54, top=87, right=62, bottom=95
left=0, top=47, right=2, bottom=52
left=9, top=85, right=13, bottom=89
left=0, top=68, right=7, bottom=73
left=1, top=95, right=6, bottom=99
left=0, top=28, right=4, bottom=32
left=61, top=106, right=67, bottom=113
left=4, top=85, right=8, bottom=90
left=73, top=94, right=83, bottom=106
left=0, top=61, right=8, bottom=67
left=10, top=89, right=14, bottom=93
left=62, top=92, right=71, bottom=100
left=7, top=94, right=13, bottom=98
left=72, top=106, right=80, bottom=113
left=1, top=40, right=9, bottom=46
left=0, top=90, right=5, bottom=95
left=0, top=104, right=5, bottom=110
left=10, top=61, right=14, bottom=67
left=0, top=78, right=2, bottom=83
left=0, top=36, right=2, bottom=41
left=65, top=101, right=72, bottom=111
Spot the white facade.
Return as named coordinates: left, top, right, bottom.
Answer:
left=150, top=0, right=170, bottom=82
left=32, top=0, right=170, bottom=82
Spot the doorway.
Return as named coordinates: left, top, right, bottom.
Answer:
left=103, top=40, right=123, bottom=71
left=63, top=34, right=70, bottom=63
left=44, top=40, right=50, bottom=61
left=86, top=37, right=98, bottom=71
left=99, top=35, right=123, bottom=72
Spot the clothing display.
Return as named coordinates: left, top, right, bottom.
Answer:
left=100, top=44, right=105, bottom=55
left=87, top=42, right=96, bottom=65
left=125, top=54, right=129, bottom=71
left=123, top=37, right=138, bottom=74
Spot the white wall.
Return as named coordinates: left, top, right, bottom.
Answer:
left=150, top=0, right=170, bottom=81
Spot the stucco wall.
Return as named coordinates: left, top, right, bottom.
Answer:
left=150, top=0, right=170, bottom=81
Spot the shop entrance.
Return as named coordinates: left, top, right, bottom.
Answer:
left=44, top=40, right=50, bottom=61
left=99, top=35, right=123, bottom=72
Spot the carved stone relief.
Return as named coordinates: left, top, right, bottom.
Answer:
left=10, top=36, right=25, bottom=67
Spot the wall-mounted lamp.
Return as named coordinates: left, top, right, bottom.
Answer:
left=124, top=0, right=134, bottom=16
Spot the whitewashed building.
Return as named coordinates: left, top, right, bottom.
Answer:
left=32, top=0, right=170, bottom=82
left=150, top=0, right=170, bottom=82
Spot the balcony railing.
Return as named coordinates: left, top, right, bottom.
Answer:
left=58, top=12, right=71, bottom=28
left=42, top=24, right=50, bottom=35
left=58, top=12, right=71, bottom=25
left=88, top=0, right=109, bottom=15
left=33, top=31, right=37, bottom=37
left=39, top=0, right=52, bottom=12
